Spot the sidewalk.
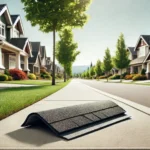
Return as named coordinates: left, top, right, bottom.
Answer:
left=0, top=79, right=150, bottom=149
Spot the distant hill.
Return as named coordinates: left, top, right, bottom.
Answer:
left=72, top=65, right=89, bottom=74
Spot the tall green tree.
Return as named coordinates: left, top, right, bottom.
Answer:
left=103, top=48, right=113, bottom=82
left=56, top=28, right=80, bottom=82
left=95, top=59, right=102, bottom=77
left=89, top=66, right=95, bottom=78
left=21, top=0, right=92, bottom=85
left=113, top=33, right=130, bottom=82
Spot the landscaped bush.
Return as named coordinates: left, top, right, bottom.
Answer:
left=0, top=74, right=8, bottom=81
left=121, top=72, right=128, bottom=79
left=141, top=69, right=146, bottom=75
left=109, top=74, right=120, bottom=80
left=125, top=74, right=136, bottom=80
left=4, top=69, right=10, bottom=76
left=28, top=73, right=36, bottom=80
left=8, top=76, right=13, bottom=81
left=9, top=69, right=27, bottom=80
left=99, top=75, right=107, bottom=79
left=40, top=69, right=51, bottom=80
left=132, top=74, right=147, bottom=81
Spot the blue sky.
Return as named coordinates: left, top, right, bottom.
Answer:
left=1, top=0, right=150, bottom=66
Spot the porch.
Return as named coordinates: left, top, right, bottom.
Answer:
left=0, top=46, right=29, bottom=73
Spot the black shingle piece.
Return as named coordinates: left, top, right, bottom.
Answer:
left=71, top=116, right=92, bottom=126
left=51, top=119, right=78, bottom=133
left=101, top=106, right=125, bottom=117
left=22, top=101, right=130, bottom=140
left=38, top=101, right=117, bottom=123
left=93, top=111, right=107, bottom=119
left=84, top=113, right=100, bottom=121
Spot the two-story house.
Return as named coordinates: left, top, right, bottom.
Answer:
left=0, top=4, right=32, bottom=73
left=46, top=57, right=52, bottom=74
left=28, top=42, right=42, bottom=74
left=128, top=35, right=150, bottom=79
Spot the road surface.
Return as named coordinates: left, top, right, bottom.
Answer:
left=79, top=79, right=150, bottom=108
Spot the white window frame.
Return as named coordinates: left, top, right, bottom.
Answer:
left=0, top=21, right=6, bottom=39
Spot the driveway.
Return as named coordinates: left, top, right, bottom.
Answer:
left=79, top=79, right=150, bottom=108
left=0, top=79, right=150, bottom=149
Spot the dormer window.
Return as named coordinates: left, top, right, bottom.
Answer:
left=0, top=21, right=6, bottom=38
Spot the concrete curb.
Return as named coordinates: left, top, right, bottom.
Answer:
left=80, top=82, right=150, bottom=116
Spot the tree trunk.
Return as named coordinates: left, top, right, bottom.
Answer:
left=52, top=28, right=56, bottom=85
left=64, top=69, right=66, bottom=82
left=120, top=69, right=122, bottom=83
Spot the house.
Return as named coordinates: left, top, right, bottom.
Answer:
left=40, top=46, right=47, bottom=68
left=128, top=35, right=150, bottom=79
left=46, top=57, right=52, bottom=73
left=0, top=4, right=32, bottom=73
left=29, top=42, right=41, bottom=74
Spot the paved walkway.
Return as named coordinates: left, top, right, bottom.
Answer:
left=0, top=80, right=150, bottom=149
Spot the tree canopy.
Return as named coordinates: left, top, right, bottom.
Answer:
left=56, top=28, right=80, bottom=81
left=113, top=33, right=130, bottom=72
left=95, top=59, right=102, bottom=76
left=21, top=0, right=92, bottom=85
left=103, top=48, right=113, bottom=74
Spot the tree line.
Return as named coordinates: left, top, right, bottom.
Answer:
left=77, top=33, right=130, bottom=82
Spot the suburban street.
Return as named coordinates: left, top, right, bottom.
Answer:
left=79, top=79, right=150, bottom=108
left=0, top=80, right=150, bottom=149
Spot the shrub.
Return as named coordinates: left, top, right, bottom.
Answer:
left=9, top=69, right=27, bottom=80
left=4, top=69, right=10, bottom=76
left=121, top=72, right=128, bottom=79
left=132, top=74, right=147, bottom=81
left=141, top=69, right=146, bottom=75
left=28, top=73, right=36, bottom=80
left=109, top=74, right=120, bottom=80
left=0, top=74, right=8, bottom=81
left=99, top=75, right=107, bottom=79
left=125, top=74, right=136, bottom=80
left=8, top=76, right=13, bottom=81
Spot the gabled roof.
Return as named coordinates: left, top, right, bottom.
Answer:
left=30, top=42, right=41, bottom=51
left=0, top=4, right=6, bottom=11
left=9, top=38, right=32, bottom=56
left=29, top=42, right=41, bottom=64
left=141, top=35, right=150, bottom=46
left=127, top=47, right=137, bottom=56
left=134, top=35, right=150, bottom=51
left=0, top=4, right=12, bottom=25
left=9, top=38, right=27, bottom=49
left=130, top=56, right=146, bottom=65
left=11, top=15, right=19, bottom=24
left=11, top=14, right=24, bottom=34
left=29, top=51, right=39, bottom=63
left=40, top=46, right=47, bottom=58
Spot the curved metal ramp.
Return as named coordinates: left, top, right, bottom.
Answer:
left=22, top=100, right=130, bottom=140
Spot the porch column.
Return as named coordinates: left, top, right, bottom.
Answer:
left=146, top=62, right=150, bottom=79
left=142, top=64, right=146, bottom=69
left=24, top=56, right=29, bottom=71
left=130, top=66, right=134, bottom=74
left=16, top=52, right=22, bottom=70
left=0, top=48, right=5, bottom=69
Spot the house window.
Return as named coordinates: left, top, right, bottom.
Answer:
left=9, top=55, right=16, bottom=69
left=0, top=21, right=6, bottom=38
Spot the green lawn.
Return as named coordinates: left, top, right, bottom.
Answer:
left=0, top=80, right=70, bottom=120
left=0, top=79, right=63, bottom=86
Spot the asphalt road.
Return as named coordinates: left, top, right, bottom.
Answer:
left=79, top=79, right=150, bottom=108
